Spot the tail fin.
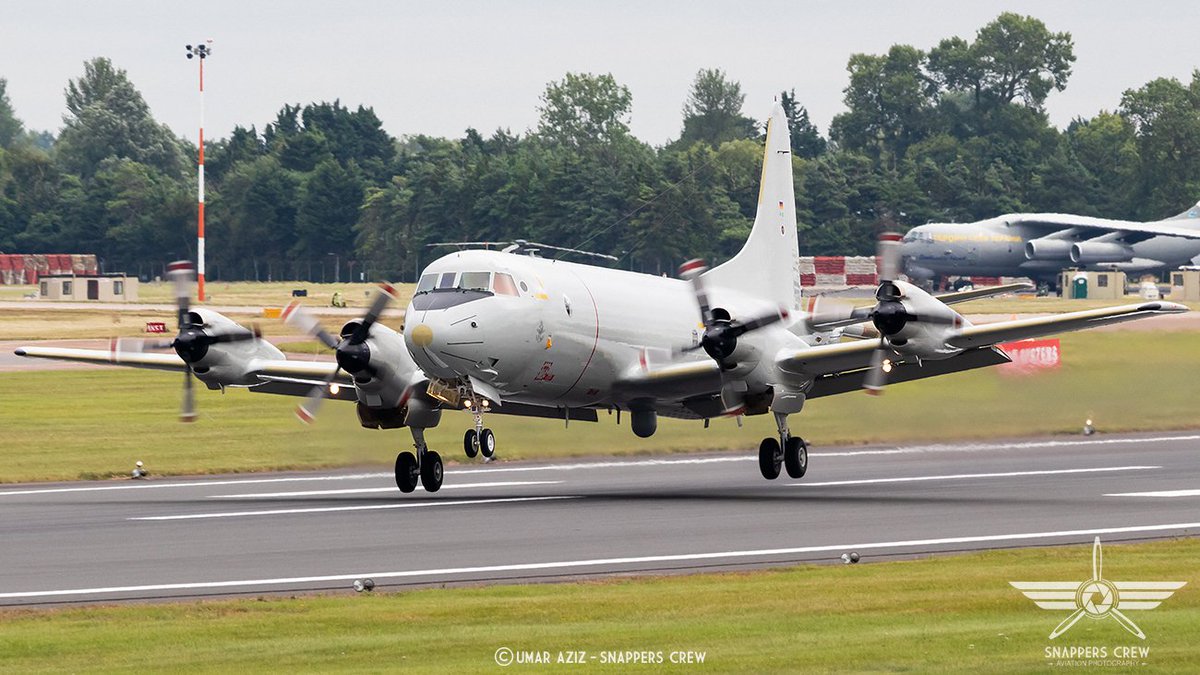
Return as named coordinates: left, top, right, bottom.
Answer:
left=703, top=103, right=800, bottom=312
left=1163, top=200, right=1200, bottom=225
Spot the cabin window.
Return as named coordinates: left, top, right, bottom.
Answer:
left=1097, top=275, right=1108, bottom=288
left=62, top=281, right=73, bottom=295
left=113, top=280, right=124, bottom=296
left=1173, top=274, right=1184, bottom=286
left=39, top=281, right=47, bottom=296
left=458, top=272, right=491, bottom=291
left=493, top=273, right=519, bottom=296
left=437, top=272, right=457, bottom=289
left=416, top=274, right=437, bottom=293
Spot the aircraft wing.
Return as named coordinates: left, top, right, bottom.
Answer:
left=934, top=282, right=1034, bottom=305
left=14, top=346, right=353, bottom=391
left=946, top=302, right=1188, bottom=349
left=1001, top=213, right=1200, bottom=240
left=776, top=301, right=1186, bottom=382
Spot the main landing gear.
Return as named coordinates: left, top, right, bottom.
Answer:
left=396, top=427, right=443, bottom=493
left=462, top=395, right=496, bottom=460
left=758, top=412, right=807, bottom=481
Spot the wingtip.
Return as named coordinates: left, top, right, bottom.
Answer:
left=1138, top=301, right=1188, bottom=313
left=14, top=348, right=26, bottom=357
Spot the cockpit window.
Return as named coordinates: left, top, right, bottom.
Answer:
left=437, top=272, right=457, bottom=289
left=416, top=274, right=437, bottom=293
left=493, top=272, right=519, bottom=296
left=458, top=271, right=491, bottom=291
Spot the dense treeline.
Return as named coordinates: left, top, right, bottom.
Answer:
left=1, top=13, right=1199, bottom=281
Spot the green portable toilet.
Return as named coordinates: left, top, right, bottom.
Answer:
left=1071, top=273, right=1088, bottom=299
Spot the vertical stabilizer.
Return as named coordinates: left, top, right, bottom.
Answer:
left=1163, top=200, right=1200, bottom=225
left=704, top=103, right=800, bottom=312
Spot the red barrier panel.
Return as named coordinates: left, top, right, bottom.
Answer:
left=997, top=339, right=1061, bottom=376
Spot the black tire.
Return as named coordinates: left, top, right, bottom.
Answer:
left=784, top=436, right=808, bottom=479
left=394, top=452, right=418, bottom=493
left=758, top=437, right=782, bottom=480
left=480, top=428, right=496, bottom=458
left=463, top=429, right=479, bottom=459
left=420, top=450, right=443, bottom=492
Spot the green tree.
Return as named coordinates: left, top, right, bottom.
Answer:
left=928, top=13, right=1074, bottom=112
left=678, top=69, right=757, bottom=147
left=780, top=90, right=826, bottom=159
left=537, top=73, right=632, bottom=148
left=0, top=79, right=24, bottom=149
left=293, top=159, right=365, bottom=262
left=1119, top=71, right=1200, bottom=218
left=56, top=58, right=186, bottom=179
left=830, top=45, right=936, bottom=164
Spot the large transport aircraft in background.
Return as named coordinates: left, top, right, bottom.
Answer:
left=901, top=201, right=1200, bottom=289
left=15, top=104, right=1188, bottom=493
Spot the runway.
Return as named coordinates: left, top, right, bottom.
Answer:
left=1, top=431, right=1199, bottom=607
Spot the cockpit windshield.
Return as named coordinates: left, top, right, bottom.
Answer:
left=412, top=270, right=522, bottom=309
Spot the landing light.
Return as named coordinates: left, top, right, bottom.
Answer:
left=882, top=359, right=893, bottom=373
left=464, top=399, right=473, bottom=409
left=481, top=399, right=490, bottom=409
left=329, top=383, right=340, bottom=395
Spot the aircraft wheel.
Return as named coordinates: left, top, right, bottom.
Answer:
left=784, top=436, right=808, bottom=479
left=463, top=429, right=479, bottom=459
left=420, top=451, right=443, bottom=492
left=758, top=437, right=782, bottom=480
left=395, top=452, right=418, bottom=493
left=480, top=428, right=496, bottom=458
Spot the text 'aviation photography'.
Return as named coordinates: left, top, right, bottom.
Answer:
left=2, top=2, right=1199, bottom=672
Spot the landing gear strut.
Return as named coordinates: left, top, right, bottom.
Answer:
left=463, top=395, right=496, bottom=460
left=759, top=412, right=807, bottom=480
left=397, top=427, right=443, bottom=493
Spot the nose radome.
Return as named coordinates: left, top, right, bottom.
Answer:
left=410, top=324, right=433, bottom=348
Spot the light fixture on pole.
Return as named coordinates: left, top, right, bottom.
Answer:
left=185, top=41, right=212, bottom=301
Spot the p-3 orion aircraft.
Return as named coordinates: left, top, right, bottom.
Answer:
left=16, top=104, right=1187, bottom=493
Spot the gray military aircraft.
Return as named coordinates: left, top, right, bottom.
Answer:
left=902, top=202, right=1200, bottom=288
left=15, top=104, right=1188, bottom=493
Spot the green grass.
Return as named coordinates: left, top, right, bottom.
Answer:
left=0, top=331, right=1196, bottom=483
left=0, top=538, right=1196, bottom=672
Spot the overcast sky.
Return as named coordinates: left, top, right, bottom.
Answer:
left=3, top=1, right=1198, bottom=146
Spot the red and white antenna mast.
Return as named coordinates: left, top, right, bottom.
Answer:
left=185, top=41, right=212, bottom=301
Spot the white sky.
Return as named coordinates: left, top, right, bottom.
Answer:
left=2, top=1, right=1198, bottom=146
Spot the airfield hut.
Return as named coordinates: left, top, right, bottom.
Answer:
left=1170, top=269, right=1200, bottom=301
left=1059, top=270, right=1125, bottom=300
left=39, top=273, right=138, bottom=301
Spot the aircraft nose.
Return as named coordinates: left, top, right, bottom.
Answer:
left=405, top=313, right=487, bottom=378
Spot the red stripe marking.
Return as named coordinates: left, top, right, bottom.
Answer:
left=879, top=233, right=903, bottom=242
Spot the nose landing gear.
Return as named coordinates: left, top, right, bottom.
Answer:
left=758, top=412, right=808, bottom=481
left=463, top=395, right=496, bottom=460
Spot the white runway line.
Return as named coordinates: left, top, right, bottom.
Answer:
left=129, top=495, right=577, bottom=521
left=3, top=521, right=1198, bottom=601
left=0, top=473, right=391, bottom=497
left=209, top=480, right=563, bottom=499
left=1106, top=489, right=1200, bottom=498
left=795, top=465, right=1161, bottom=487
left=811, top=434, right=1200, bottom=458
left=0, top=432, right=1195, bottom=497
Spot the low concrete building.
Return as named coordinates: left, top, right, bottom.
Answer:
left=39, top=274, right=139, bottom=301
left=1059, top=270, right=1126, bottom=300
left=1169, top=269, right=1200, bottom=301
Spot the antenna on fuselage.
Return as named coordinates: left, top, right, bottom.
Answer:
left=426, top=240, right=618, bottom=263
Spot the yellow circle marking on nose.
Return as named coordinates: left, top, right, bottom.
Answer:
left=411, top=324, right=434, bottom=347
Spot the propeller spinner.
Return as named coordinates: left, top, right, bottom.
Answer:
left=678, top=259, right=788, bottom=370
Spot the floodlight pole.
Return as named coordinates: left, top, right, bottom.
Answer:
left=185, top=41, right=212, bottom=301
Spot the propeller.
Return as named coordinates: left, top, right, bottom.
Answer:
left=677, top=259, right=788, bottom=371
left=117, top=261, right=259, bottom=421
left=283, top=284, right=397, bottom=423
left=861, top=233, right=958, bottom=395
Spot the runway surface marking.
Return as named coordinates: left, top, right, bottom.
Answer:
left=1, top=433, right=1195, bottom=497
left=208, top=480, right=563, bottom=499
left=794, top=465, right=1160, bottom=487
left=1105, top=489, right=1200, bottom=498
left=128, top=495, right=578, bottom=521
left=4, top=521, right=1198, bottom=600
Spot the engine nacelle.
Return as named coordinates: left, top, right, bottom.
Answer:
left=1025, top=238, right=1073, bottom=260
left=185, top=309, right=286, bottom=388
left=349, top=323, right=424, bottom=410
left=1070, top=241, right=1135, bottom=264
